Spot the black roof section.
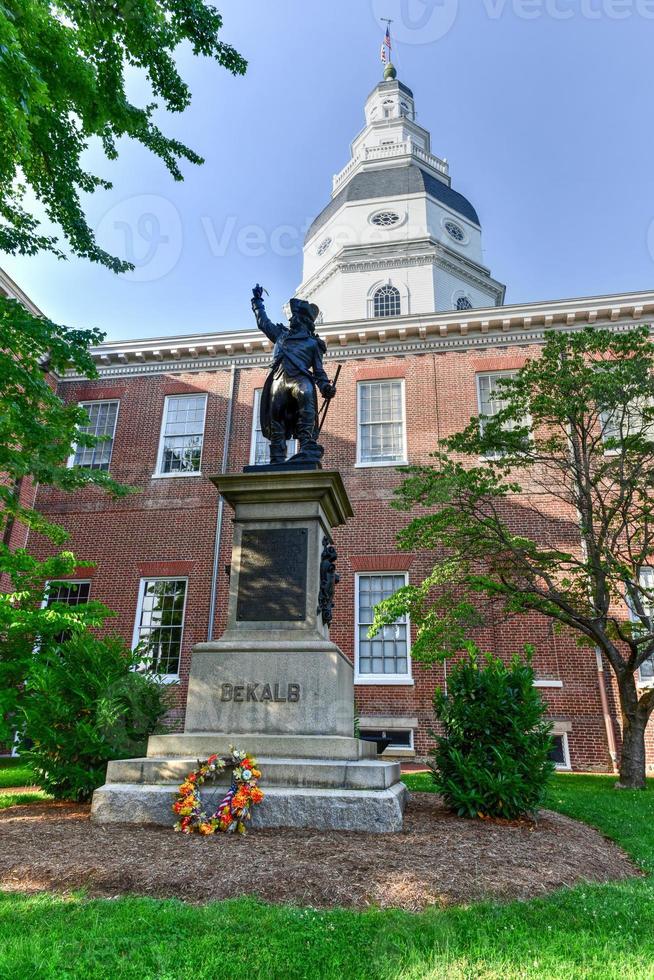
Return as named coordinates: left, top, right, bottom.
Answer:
left=305, top=164, right=480, bottom=244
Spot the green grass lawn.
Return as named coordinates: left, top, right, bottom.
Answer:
left=1, top=774, right=654, bottom=979
left=0, top=757, right=35, bottom=789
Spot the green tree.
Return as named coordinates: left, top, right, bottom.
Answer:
left=372, top=327, right=654, bottom=790
left=0, top=297, right=132, bottom=747
left=0, top=1, right=246, bottom=270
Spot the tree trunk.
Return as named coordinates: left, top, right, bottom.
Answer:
left=616, top=674, right=648, bottom=789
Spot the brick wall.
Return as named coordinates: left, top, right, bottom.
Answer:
left=26, top=343, right=641, bottom=769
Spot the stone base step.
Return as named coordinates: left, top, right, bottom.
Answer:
left=146, top=733, right=377, bottom=761
left=106, top=756, right=401, bottom=791
left=90, top=782, right=408, bottom=833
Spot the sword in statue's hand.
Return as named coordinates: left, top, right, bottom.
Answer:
left=317, top=364, right=342, bottom=436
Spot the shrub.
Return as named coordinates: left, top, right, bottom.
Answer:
left=19, top=633, right=170, bottom=802
left=430, top=647, right=554, bottom=819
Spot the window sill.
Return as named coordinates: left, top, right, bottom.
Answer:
left=355, top=460, right=408, bottom=469
left=534, top=680, right=563, bottom=689
left=355, top=676, right=415, bottom=686
left=150, top=471, right=204, bottom=480
left=131, top=668, right=180, bottom=685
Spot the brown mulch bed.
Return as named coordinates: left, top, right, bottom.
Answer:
left=0, top=794, right=640, bottom=911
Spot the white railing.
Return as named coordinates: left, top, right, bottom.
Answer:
left=332, top=142, right=449, bottom=193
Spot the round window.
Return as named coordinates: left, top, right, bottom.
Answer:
left=445, top=221, right=466, bottom=243
left=456, top=296, right=473, bottom=311
left=317, top=237, right=332, bottom=256
left=371, top=211, right=401, bottom=227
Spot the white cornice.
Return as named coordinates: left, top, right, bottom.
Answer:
left=59, top=289, right=654, bottom=381
left=0, top=267, right=43, bottom=317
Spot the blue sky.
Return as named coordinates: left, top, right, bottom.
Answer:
left=4, top=0, right=654, bottom=341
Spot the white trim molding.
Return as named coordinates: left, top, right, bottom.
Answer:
left=57, top=289, right=654, bottom=382
left=354, top=570, right=413, bottom=686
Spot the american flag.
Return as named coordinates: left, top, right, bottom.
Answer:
left=380, top=25, right=391, bottom=63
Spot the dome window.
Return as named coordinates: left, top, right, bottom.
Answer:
left=373, top=285, right=401, bottom=318
left=445, top=221, right=466, bottom=243
left=371, top=210, right=401, bottom=228
left=317, top=237, right=332, bottom=256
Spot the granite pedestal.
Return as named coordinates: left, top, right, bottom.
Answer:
left=91, top=470, right=408, bottom=832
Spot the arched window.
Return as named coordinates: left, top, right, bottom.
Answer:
left=373, top=285, right=401, bottom=318
left=456, top=295, right=473, bottom=311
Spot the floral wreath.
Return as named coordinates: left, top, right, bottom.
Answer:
left=172, top=746, right=264, bottom=835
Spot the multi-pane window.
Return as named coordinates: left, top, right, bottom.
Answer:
left=477, top=372, right=516, bottom=430
left=476, top=371, right=529, bottom=455
left=133, top=578, right=187, bottom=677
left=358, top=380, right=406, bottom=465
left=636, top=567, right=654, bottom=681
left=356, top=573, right=410, bottom=680
left=157, top=394, right=207, bottom=475
left=71, top=401, right=119, bottom=471
left=249, top=389, right=298, bottom=465
left=44, top=580, right=91, bottom=643
left=373, top=284, right=401, bottom=317
left=600, top=398, right=654, bottom=451
left=456, top=295, right=473, bottom=311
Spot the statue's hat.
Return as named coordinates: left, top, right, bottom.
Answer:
left=290, top=297, right=320, bottom=323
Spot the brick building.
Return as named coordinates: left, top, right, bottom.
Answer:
left=19, top=69, right=654, bottom=769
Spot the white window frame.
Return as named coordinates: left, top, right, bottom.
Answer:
left=354, top=571, right=413, bottom=686
left=360, top=727, right=415, bottom=752
left=600, top=398, right=654, bottom=457
left=371, top=284, right=402, bottom=318
left=632, top=566, right=654, bottom=687
left=551, top=732, right=571, bottom=771
left=153, top=393, right=207, bottom=478
left=476, top=371, right=530, bottom=459
left=356, top=379, right=408, bottom=468
left=132, top=576, right=188, bottom=683
left=249, top=389, right=298, bottom=466
left=67, top=400, right=120, bottom=471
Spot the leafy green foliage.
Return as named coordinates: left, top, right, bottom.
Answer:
left=372, top=327, right=654, bottom=788
left=0, top=1, right=246, bottom=269
left=0, top=300, right=138, bottom=750
left=429, top=648, right=554, bottom=819
left=0, top=296, right=130, bottom=538
left=20, top=632, right=170, bottom=801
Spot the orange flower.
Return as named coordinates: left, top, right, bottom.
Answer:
left=250, top=787, right=264, bottom=804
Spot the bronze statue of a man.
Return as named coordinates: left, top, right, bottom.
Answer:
left=251, top=285, right=335, bottom=465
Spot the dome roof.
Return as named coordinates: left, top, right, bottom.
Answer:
left=305, top=165, right=480, bottom=244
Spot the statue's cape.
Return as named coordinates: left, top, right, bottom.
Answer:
left=260, top=369, right=319, bottom=441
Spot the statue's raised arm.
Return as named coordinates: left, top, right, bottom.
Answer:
left=251, top=284, right=283, bottom=344
left=247, top=285, right=337, bottom=470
